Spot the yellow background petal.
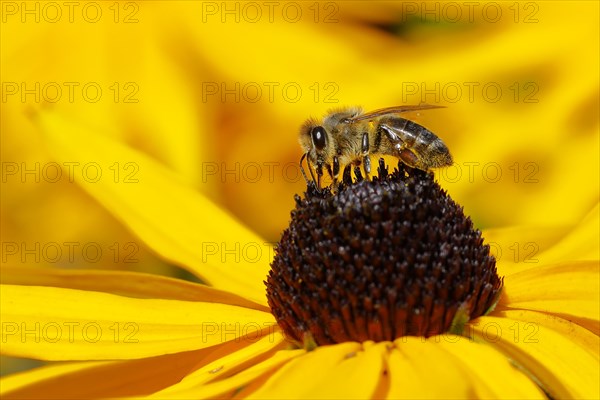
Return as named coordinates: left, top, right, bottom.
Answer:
left=1, top=7, right=212, bottom=277
left=35, top=109, right=270, bottom=305
left=482, top=224, right=569, bottom=275
left=534, top=204, right=600, bottom=265
left=484, top=203, right=599, bottom=276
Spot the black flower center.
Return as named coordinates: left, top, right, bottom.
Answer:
left=265, top=160, right=502, bottom=346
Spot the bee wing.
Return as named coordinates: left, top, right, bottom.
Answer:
left=347, top=104, right=445, bottom=122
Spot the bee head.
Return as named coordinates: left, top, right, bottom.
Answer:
left=299, top=118, right=329, bottom=164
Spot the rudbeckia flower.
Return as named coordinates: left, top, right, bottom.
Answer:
left=1, top=110, right=598, bottom=399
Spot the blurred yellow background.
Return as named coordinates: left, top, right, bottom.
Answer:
left=2, top=2, right=598, bottom=273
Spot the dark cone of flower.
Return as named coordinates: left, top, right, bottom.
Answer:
left=265, top=160, right=502, bottom=346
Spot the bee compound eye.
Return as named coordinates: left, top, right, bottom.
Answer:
left=311, top=126, right=327, bottom=151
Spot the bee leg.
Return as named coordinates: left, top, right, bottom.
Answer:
left=325, top=163, right=334, bottom=179
left=397, top=148, right=419, bottom=169
left=316, top=162, right=324, bottom=190
left=299, top=153, right=312, bottom=185
left=354, top=165, right=363, bottom=182
left=331, top=156, right=340, bottom=192
left=381, top=126, right=407, bottom=155
left=363, top=155, right=371, bottom=180
left=325, top=163, right=335, bottom=189
left=342, top=164, right=353, bottom=185
left=381, top=126, right=420, bottom=170
left=304, top=154, right=320, bottom=186
left=377, top=157, right=388, bottom=177
left=361, top=132, right=371, bottom=180
left=381, top=125, right=399, bottom=143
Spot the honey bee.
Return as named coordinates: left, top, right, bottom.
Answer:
left=299, top=104, right=453, bottom=187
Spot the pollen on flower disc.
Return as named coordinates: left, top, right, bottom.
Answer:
left=265, top=161, right=502, bottom=346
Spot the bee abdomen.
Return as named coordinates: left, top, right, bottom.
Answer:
left=404, top=121, right=434, bottom=151
left=425, top=140, right=453, bottom=168
left=398, top=121, right=450, bottom=167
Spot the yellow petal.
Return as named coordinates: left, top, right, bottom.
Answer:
left=492, top=309, right=599, bottom=359
left=34, top=108, right=270, bottom=305
left=471, top=315, right=600, bottom=399
left=116, top=35, right=213, bottom=186
left=246, top=342, right=363, bottom=399
left=2, top=6, right=212, bottom=184
left=483, top=203, right=599, bottom=277
left=1, top=347, right=209, bottom=399
left=2, top=361, right=112, bottom=399
left=0, top=266, right=267, bottom=312
left=1, top=285, right=275, bottom=360
left=300, top=342, right=386, bottom=399
left=535, top=204, right=600, bottom=265
left=152, top=348, right=304, bottom=399
left=482, top=224, right=569, bottom=276
left=388, top=337, right=470, bottom=399
left=437, top=337, right=545, bottom=399
left=501, top=260, right=600, bottom=326
left=149, top=331, right=288, bottom=397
